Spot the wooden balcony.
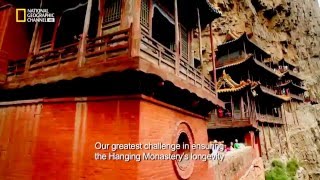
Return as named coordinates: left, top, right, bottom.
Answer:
left=4, top=27, right=221, bottom=106
left=256, top=114, right=284, bottom=125
left=290, top=93, right=304, bottom=102
left=208, top=114, right=252, bottom=129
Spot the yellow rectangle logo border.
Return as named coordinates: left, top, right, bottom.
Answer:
left=16, top=9, right=26, bottom=22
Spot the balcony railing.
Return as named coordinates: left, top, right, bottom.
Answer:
left=7, top=59, right=26, bottom=76
left=5, top=27, right=216, bottom=96
left=257, top=113, right=283, bottom=124
left=140, top=31, right=216, bottom=95
left=290, top=93, right=304, bottom=101
left=29, top=42, right=79, bottom=71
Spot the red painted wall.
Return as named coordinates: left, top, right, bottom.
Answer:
left=0, top=7, right=30, bottom=61
left=0, top=96, right=210, bottom=179
left=138, top=100, right=210, bottom=179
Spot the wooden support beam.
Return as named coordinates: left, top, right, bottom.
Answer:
left=131, top=0, right=142, bottom=57
left=282, top=104, right=288, bottom=131
left=231, top=95, right=234, bottom=119
left=268, top=124, right=273, bottom=148
left=243, top=41, right=246, bottom=55
left=189, top=29, right=194, bottom=66
left=51, top=16, right=61, bottom=49
left=97, top=0, right=105, bottom=37
left=261, top=124, right=269, bottom=160
left=246, top=90, right=251, bottom=119
left=240, top=96, right=245, bottom=119
left=197, top=8, right=203, bottom=69
left=209, top=23, right=217, bottom=97
left=282, top=125, right=291, bottom=153
left=275, top=125, right=283, bottom=154
left=25, top=22, right=40, bottom=72
left=79, top=0, right=93, bottom=67
left=174, top=0, right=180, bottom=75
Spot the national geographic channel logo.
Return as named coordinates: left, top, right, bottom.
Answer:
left=16, top=8, right=55, bottom=23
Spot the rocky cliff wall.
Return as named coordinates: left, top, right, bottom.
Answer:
left=204, top=0, right=320, bottom=179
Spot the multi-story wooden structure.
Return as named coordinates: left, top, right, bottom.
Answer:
left=208, top=32, right=307, bottom=160
left=209, top=33, right=288, bottom=127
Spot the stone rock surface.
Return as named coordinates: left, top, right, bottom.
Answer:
left=203, top=0, right=320, bottom=179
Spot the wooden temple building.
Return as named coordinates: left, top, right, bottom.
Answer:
left=208, top=32, right=307, bottom=160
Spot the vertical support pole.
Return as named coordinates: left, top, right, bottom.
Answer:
left=197, top=8, right=203, bottom=68
left=97, top=0, right=105, bottom=37
left=275, top=125, right=283, bottom=154
left=174, top=0, right=180, bottom=75
left=189, top=30, right=194, bottom=66
left=261, top=123, right=269, bottom=160
left=231, top=95, right=234, bottom=119
left=131, top=0, right=142, bottom=57
left=240, top=96, right=244, bottom=119
left=25, top=22, right=40, bottom=72
left=268, top=124, right=273, bottom=148
left=282, top=125, right=291, bottom=154
left=246, top=90, right=251, bottom=119
left=209, top=23, right=217, bottom=97
left=51, top=16, right=61, bottom=49
left=79, top=0, right=93, bottom=67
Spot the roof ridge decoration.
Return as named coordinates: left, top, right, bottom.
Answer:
left=217, top=70, right=259, bottom=93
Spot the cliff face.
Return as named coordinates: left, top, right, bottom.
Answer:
left=205, top=0, right=320, bottom=179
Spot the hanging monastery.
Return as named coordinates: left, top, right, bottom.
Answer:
left=0, top=0, right=315, bottom=179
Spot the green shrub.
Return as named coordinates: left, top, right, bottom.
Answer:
left=286, top=159, right=299, bottom=178
left=265, top=167, right=289, bottom=180
left=271, top=160, right=285, bottom=168
left=265, top=159, right=300, bottom=180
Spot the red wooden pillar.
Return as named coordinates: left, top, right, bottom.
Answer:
left=131, top=0, right=142, bottom=57
left=244, top=131, right=254, bottom=147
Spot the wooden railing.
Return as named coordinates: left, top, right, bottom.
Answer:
left=257, top=113, right=283, bottom=124
left=7, top=28, right=131, bottom=76
left=6, top=27, right=216, bottom=97
left=85, top=27, right=130, bottom=59
left=140, top=31, right=216, bottom=95
left=140, top=32, right=176, bottom=72
left=29, top=42, right=79, bottom=71
left=7, top=59, right=26, bottom=76
left=290, top=93, right=304, bottom=101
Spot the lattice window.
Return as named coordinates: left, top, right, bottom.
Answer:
left=140, top=0, right=149, bottom=28
left=104, top=0, right=122, bottom=24
left=181, top=27, right=188, bottom=60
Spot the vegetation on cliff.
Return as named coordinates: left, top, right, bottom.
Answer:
left=266, top=159, right=300, bottom=180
